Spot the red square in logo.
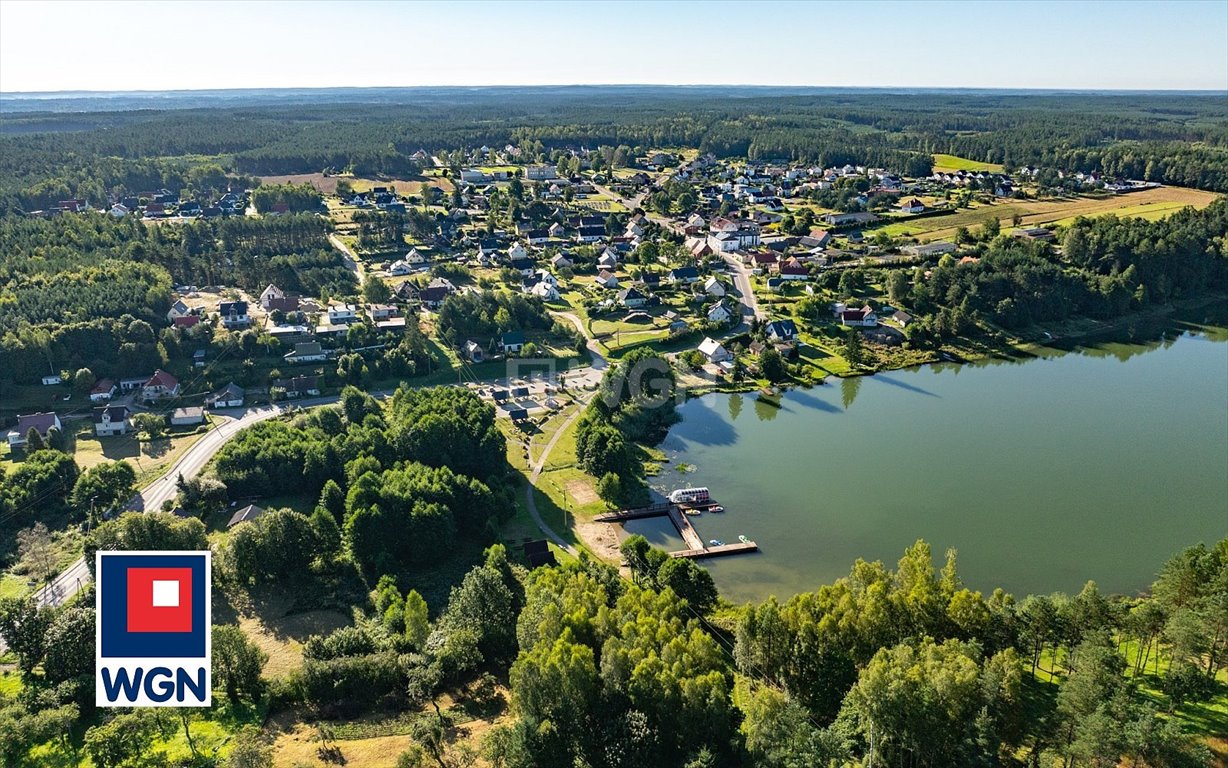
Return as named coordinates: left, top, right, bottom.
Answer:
left=126, top=567, right=193, bottom=633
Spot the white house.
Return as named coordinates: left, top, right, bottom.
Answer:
left=167, top=299, right=191, bottom=321
left=170, top=407, right=206, bottom=426
left=596, top=249, right=619, bottom=271
left=327, top=304, right=358, bottom=324
left=899, top=198, right=925, bottom=214
left=218, top=301, right=250, bottom=328
left=706, top=301, right=733, bottom=325
left=388, top=260, right=414, bottom=276
left=595, top=270, right=620, bottom=289
left=463, top=340, right=485, bottom=363
left=109, top=203, right=129, bottom=218
left=285, top=341, right=328, bottom=364
left=698, top=337, right=730, bottom=363
left=142, top=370, right=180, bottom=401
left=550, top=253, right=573, bottom=269
left=206, top=382, right=245, bottom=408
left=507, top=242, right=528, bottom=261
left=93, top=405, right=131, bottom=437
left=530, top=281, right=560, bottom=301
left=89, top=378, right=117, bottom=403
left=702, top=276, right=726, bottom=297
left=259, top=284, right=285, bottom=309
left=41, top=374, right=62, bottom=386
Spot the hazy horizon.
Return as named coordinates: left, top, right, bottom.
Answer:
left=3, top=0, right=1226, bottom=93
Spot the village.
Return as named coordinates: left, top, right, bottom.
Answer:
left=5, top=141, right=1214, bottom=471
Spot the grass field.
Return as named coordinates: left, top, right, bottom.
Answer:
left=258, top=173, right=453, bottom=196
left=932, top=153, right=1005, bottom=173
left=870, top=187, right=1220, bottom=242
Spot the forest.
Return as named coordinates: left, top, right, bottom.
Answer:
left=2, top=89, right=1227, bottom=211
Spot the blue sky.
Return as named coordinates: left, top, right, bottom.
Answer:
left=2, top=0, right=1226, bottom=92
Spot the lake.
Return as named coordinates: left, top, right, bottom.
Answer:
left=634, top=312, right=1228, bottom=604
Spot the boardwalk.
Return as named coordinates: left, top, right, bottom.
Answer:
left=594, top=501, right=758, bottom=560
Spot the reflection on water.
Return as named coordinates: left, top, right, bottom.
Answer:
left=654, top=313, right=1228, bottom=604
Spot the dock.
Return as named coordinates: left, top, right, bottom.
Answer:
left=595, top=500, right=758, bottom=560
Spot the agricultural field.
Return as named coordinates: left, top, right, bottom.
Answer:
left=931, top=153, right=1006, bottom=173
left=871, top=186, right=1221, bottom=242
left=259, top=173, right=453, bottom=196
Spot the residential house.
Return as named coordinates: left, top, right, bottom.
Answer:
left=778, top=258, right=809, bottom=281
left=802, top=229, right=832, bottom=249
left=666, top=266, right=701, bottom=285
left=218, top=301, right=250, bottom=328
left=706, top=301, right=733, bottom=325
left=285, top=341, right=328, bottom=364
left=548, top=222, right=567, bottom=239
left=892, top=310, right=914, bottom=327
left=529, top=281, right=560, bottom=301
left=463, top=340, right=485, bottom=363
left=259, top=284, right=286, bottom=309
left=7, top=412, right=62, bottom=448
left=174, top=315, right=201, bottom=330
left=273, top=375, right=321, bottom=399
left=93, top=405, right=131, bottom=437
left=596, top=250, right=619, bottom=272
left=41, top=374, right=62, bottom=386
left=703, top=276, right=726, bottom=297
left=550, top=253, right=573, bottom=269
left=899, top=198, right=925, bottom=214
left=89, top=378, right=117, bottom=403
left=227, top=504, right=266, bottom=528
left=170, top=407, right=206, bottom=426
left=509, top=257, right=535, bottom=276
left=501, top=331, right=526, bottom=355
left=746, top=251, right=778, bottom=273
left=839, top=305, right=879, bottom=327
left=595, top=270, right=620, bottom=290
left=765, top=319, right=798, bottom=343
left=142, top=370, right=180, bottom=401
left=167, top=299, right=192, bottom=321
left=206, top=382, right=245, bottom=408
left=326, top=304, right=358, bottom=325
left=697, top=337, right=730, bottom=363
left=576, top=225, right=606, bottom=243
left=766, top=277, right=785, bottom=293
left=367, top=304, right=398, bottom=322
left=525, top=228, right=550, bottom=245
left=507, top=241, right=528, bottom=261
left=617, top=287, right=649, bottom=308
left=109, top=203, right=129, bottom=218
left=193, top=348, right=207, bottom=368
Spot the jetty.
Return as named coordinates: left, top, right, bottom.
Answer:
left=595, top=500, right=758, bottom=560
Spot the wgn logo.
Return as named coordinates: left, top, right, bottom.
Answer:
left=95, top=551, right=212, bottom=707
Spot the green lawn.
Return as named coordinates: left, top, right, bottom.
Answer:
left=932, top=153, right=1005, bottom=173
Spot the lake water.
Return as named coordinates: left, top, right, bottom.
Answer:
left=636, top=312, right=1228, bottom=604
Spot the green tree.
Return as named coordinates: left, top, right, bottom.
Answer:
left=72, top=460, right=137, bottom=520
left=212, top=624, right=268, bottom=706
left=759, top=347, right=787, bottom=383
left=596, top=472, right=622, bottom=508
left=404, top=589, right=430, bottom=650
left=657, top=557, right=718, bottom=614
left=363, top=275, right=392, bottom=304
left=84, top=711, right=156, bottom=768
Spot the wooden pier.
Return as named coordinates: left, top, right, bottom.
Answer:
left=595, top=501, right=758, bottom=560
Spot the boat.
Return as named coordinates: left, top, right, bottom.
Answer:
left=669, top=487, right=711, bottom=504
left=684, top=508, right=702, bottom=517
left=708, top=505, right=724, bottom=513
left=738, top=535, right=750, bottom=544
left=709, top=539, right=724, bottom=547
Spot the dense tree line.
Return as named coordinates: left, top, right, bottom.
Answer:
left=250, top=182, right=323, bottom=213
